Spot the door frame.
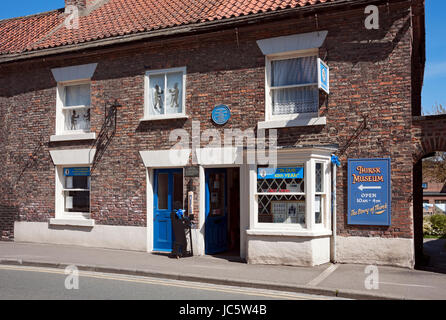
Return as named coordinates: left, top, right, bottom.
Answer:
left=205, top=168, right=229, bottom=255
left=199, top=164, right=247, bottom=258
left=153, top=168, right=182, bottom=252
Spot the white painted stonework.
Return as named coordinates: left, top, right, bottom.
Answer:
left=14, top=222, right=147, bottom=252
left=247, top=235, right=331, bottom=266
left=195, top=147, right=243, bottom=166
left=335, top=236, right=414, bottom=268
left=256, top=31, right=328, bottom=55
left=51, top=63, right=98, bottom=83
left=49, top=148, right=96, bottom=165
left=139, top=149, right=191, bottom=168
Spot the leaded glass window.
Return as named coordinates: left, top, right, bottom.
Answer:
left=315, top=163, right=324, bottom=224
left=257, top=166, right=305, bottom=225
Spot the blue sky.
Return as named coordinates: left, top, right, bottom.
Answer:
left=0, top=1, right=444, bottom=114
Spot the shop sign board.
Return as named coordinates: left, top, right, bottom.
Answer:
left=348, top=158, right=391, bottom=226
left=185, top=166, right=200, bottom=177
left=257, top=167, right=304, bottom=180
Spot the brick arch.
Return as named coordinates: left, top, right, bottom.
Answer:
left=412, top=114, right=446, bottom=268
left=412, top=114, right=446, bottom=163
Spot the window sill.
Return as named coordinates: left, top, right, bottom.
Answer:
left=49, top=218, right=95, bottom=227
left=140, top=114, right=189, bottom=122
left=258, top=116, right=326, bottom=129
left=50, top=132, right=96, bottom=142
left=246, top=229, right=332, bottom=237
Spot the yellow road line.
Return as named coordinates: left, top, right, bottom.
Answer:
left=0, top=264, right=334, bottom=300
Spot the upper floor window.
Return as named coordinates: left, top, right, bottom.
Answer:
left=51, top=63, right=97, bottom=138
left=62, top=83, right=91, bottom=132
left=266, top=52, right=319, bottom=119
left=144, top=67, right=186, bottom=119
left=254, top=157, right=331, bottom=231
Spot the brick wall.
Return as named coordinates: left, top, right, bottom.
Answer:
left=0, top=2, right=420, bottom=241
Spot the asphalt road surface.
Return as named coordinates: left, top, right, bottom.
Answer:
left=0, top=264, right=346, bottom=300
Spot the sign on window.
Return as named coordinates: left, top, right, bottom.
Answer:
left=257, top=167, right=304, bottom=180
left=64, top=167, right=91, bottom=177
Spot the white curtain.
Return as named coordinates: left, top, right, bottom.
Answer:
left=65, top=84, right=91, bottom=107
left=64, top=108, right=90, bottom=131
left=64, top=84, right=91, bottom=131
left=271, top=56, right=318, bottom=115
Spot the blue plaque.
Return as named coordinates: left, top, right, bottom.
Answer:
left=212, top=105, right=231, bottom=125
left=348, top=158, right=391, bottom=226
left=64, top=167, right=91, bottom=177
left=258, top=167, right=304, bottom=180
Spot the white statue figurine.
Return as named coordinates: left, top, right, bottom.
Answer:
left=153, top=84, right=164, bottom=111
left=169, top=82, right=180, bottom=110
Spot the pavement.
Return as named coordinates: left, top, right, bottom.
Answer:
left=1, top=241, right=446, bottom=300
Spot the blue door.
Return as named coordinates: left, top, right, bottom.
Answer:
left=205, top=169, right=228, bottom=254
left=153, top=169, right=183, bottom=252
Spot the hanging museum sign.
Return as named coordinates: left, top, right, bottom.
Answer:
left=347, top=158, right=391, bottom=226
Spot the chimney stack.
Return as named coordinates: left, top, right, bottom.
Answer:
left=65, top=0, right=87, bottom=11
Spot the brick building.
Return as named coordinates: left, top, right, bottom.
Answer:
left=0, top=0, right=430, bottom=268
left=423, top=180, right=446, bottom=215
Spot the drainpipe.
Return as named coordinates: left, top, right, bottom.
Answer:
left=331, top=157, right=338, bottom=263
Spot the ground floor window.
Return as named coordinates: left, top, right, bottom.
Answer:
left=63, top=167, right=91, bottom=213
left=257, top=166, right=305, bottom=225
left=56, top=167, right=91, bottom=218
left=255, top=158, right=330, bottom=230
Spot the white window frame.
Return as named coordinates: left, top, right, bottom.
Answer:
left=143, top=67, right=187, bottom=121
left=54, top=166, right=92, bottom=221
left=55, top=79, right=92, bottom=136
left=314, top=161, right=328, bottom=226
left=264, top=48, right=320, bottom=123
left=252, top=154, right=331, bottom=234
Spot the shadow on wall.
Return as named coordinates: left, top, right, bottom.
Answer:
left=0, top=204, right=18, bottom=241
left=0, top=2, right=411, bottom=98
left=422, top=238, right=446, bottom=274
left=326, top=8, right=411, bottom=64
left=48, top=225, right=94, bottom=233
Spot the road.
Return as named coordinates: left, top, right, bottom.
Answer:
left=0, top=265, right=346, bottom=300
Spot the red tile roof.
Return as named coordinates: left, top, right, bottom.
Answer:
left=0, top=0, right=338, bottom=56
